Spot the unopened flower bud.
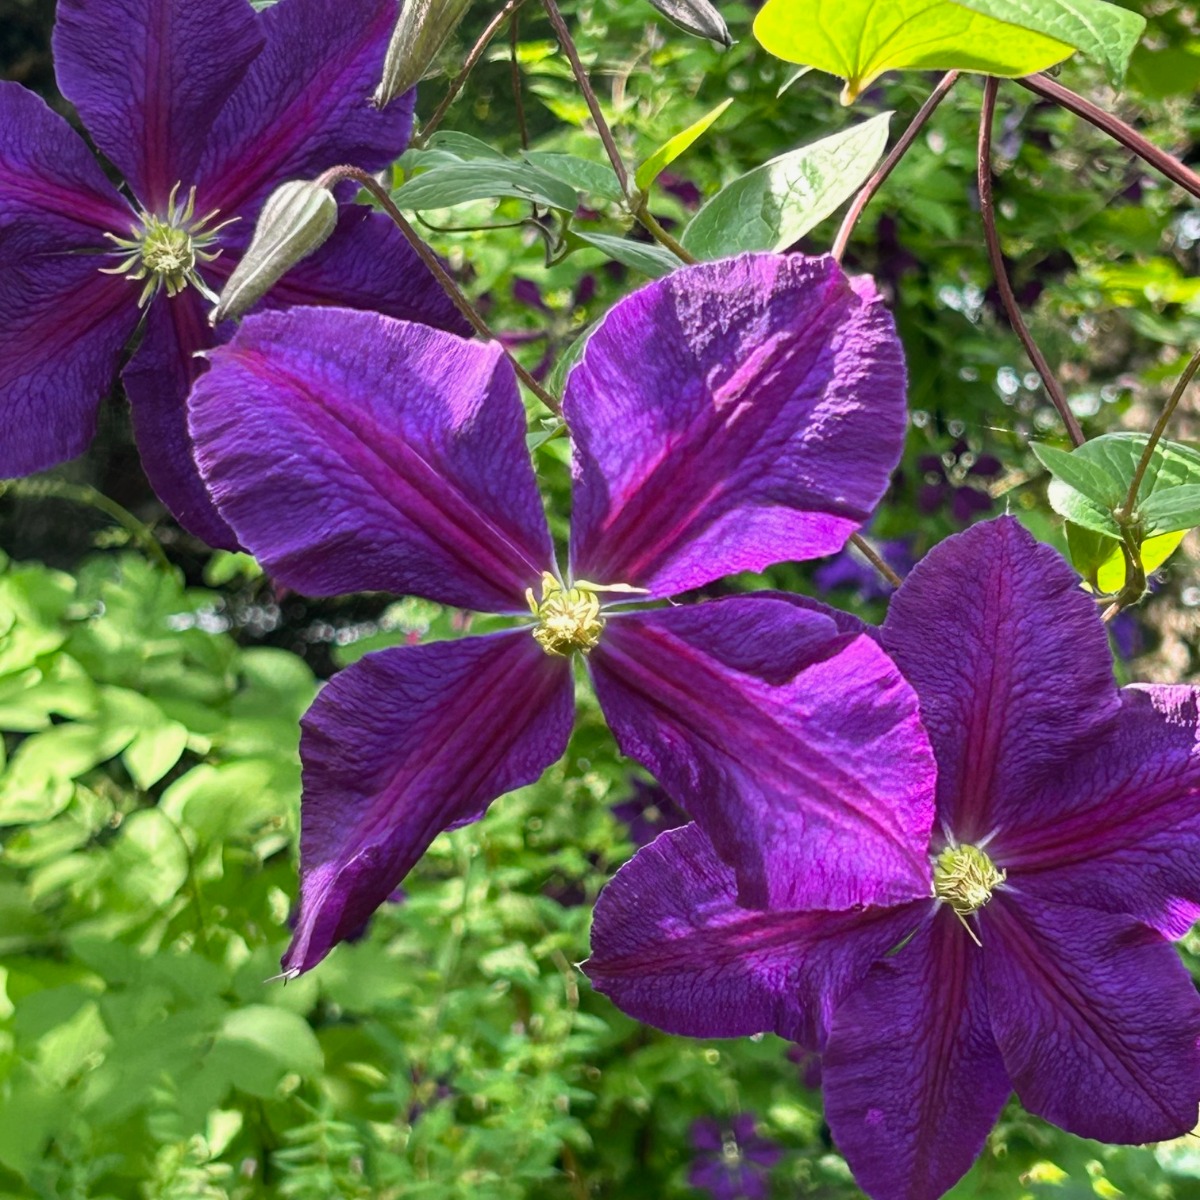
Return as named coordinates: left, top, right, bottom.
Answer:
left=373, top=0, right=473, bottom=109
left=643, top=0, right=731, bottom=47
left=210, top=180, right=338, bottom=325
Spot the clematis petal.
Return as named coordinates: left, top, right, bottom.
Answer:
left=999, top=686, right=1200, bottom=939
left=881, top=516, right=1120, bottom=842
left=189, top=307, right=555, bottom=610
left=589, top=596, right=936, bottom=911
left=586, top=823, right=927, bottom=1047
left=567, top=254, right=906, bottom=597
left=0, top=85, right=140, bottom=477
left=983, top=892, right=1200, bottom=1144
left=284, top=629, right=573, bottom=973
left=52, top=0, right=263, bottom=211
left=216, top=205, right=468, bottom=335
left=823, top=909, right=1011, bottom=1200
left=0, top=231, right=138, bottom=477
left=122, top=291, right=239, bottom=548
left=196, top=0, right=411, bottom=216
left=0, top=82, right=133, bottom=241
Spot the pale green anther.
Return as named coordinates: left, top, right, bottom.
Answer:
left=526, top=572, right=605, bottom=657
left=209, top=180, right=339, bottom=326
left=101, top=183, right=235, bottom=307
left=933, top=844, right=1006, bottom=940
left=373, top=0, right=473, bottom=108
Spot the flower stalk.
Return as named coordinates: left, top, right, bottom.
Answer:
left=978, top=78, right=1084, bottom=448
left=317, top=164, right=562, bottom=414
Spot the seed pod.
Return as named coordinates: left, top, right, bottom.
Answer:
left=643, top=0, right=731, bottom=47
left=373, top=0, right=473, bottom=109
left=210, top=180, right=338, bottom=325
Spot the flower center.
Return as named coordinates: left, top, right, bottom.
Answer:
left=102, top=183, right=236, bottom=307
left=527, top=572, right=605, bottom=656
left=932, top=843, right=1005, bottom=916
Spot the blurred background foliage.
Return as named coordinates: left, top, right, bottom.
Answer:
left=2, top=0, right=1200, bottom=1195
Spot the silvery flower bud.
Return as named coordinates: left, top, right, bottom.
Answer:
left=643, top=0, right=731, bottom=47
left=373, top=0, right=473, bottom=109
left=210, top=180, right=338, bottom=325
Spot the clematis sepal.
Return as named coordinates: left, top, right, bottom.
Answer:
left=209, top=179, right=338, bottom=324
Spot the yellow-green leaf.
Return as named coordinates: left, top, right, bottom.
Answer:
left=634, top=99, right=733, bottom=194
left=754, top=0, right=1075, bottom=103
left=1096, top=530, right=1186, bottom=594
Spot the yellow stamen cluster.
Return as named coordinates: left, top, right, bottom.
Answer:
left=526, top=572, right=604, bottom=656
left=101, top=183, right=237, bottom=306
left=933, top=843, right=1005, bottom=946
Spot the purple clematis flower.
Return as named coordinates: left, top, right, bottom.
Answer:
left=0, top=0, right=464, bottom=547
left=185, top=252, right=922, bottom=974
left=587, top=516, right=1200, bottom=1200
left=688, top=1114, right=782, bottom=1200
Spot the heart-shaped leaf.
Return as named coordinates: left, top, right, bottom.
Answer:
left=755, top=0, right=1069, bottom=102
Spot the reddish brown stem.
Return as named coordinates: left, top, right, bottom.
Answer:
left=415, top=0, right=527, bottom=147
left=978, top=78, right=1084, bottom=447
left=1018, top=73, right=1200, bottom=203
left=319, top=165, right=560, bottom=414
left=832, top=71, right=960, bottom=262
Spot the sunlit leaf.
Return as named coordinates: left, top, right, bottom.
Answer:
left=634, top=99, right=733, bottom=194
left=754, top=0, right=1077, bottom=102
left=680, top=112, right=891, bottom=258
left=569, top=230, right=681, bottom=277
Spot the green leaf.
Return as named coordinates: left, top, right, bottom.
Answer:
left=1138, top=485, right=1200, bottom=536
left=122, top=719, right=189, bottom=790
left=1035, top=434, right=1200, bottom=539
left=569, top=230, right=681, bottom=278
left=634, top=98, right=733, bottom=194
left=521, top=152, right=623, bottom=201
left=393, top=161, right=580, bottom=213
left=214, top=1006, right=324, bottom=1096
left=680, top=112, right=891, bottom=258
left=421, top=131, right=510, bottom=161
left=1064, top=523, right=1185, bottom=593
left=1031, top=441, right=1126, bottom=509
left=754, top=0, right=1075, bottom=102
left=949, top=0, right=1145, bottom=86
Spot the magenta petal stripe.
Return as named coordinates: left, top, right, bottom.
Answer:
left=567, top=255, right=907, bottom=597
left=0, top=82, right=133, bottom=239
left=983, top=892, right=1200, bottom=1144
left=188, top=308, right=555, bottom=611
left=589, top=596, right=936, bottom=912
left=0, top=244, right=138, bottom=477
left=587, top=824, right=927, bottom=1047
left=53, top=0, right=264, bottom=211
left=823, top=909, right=1012, bottom=1200
left=123, top=291, right=240, bottom=549
left=993, top=686, right=1200, bottom=939
left=284, top=630, right=574, bottom=974
left=881, top=516, right=1121, bottom=842
left=196, top=0, right=412, bottom=216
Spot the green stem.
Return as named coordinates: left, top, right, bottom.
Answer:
left=2, top=478, right=171, bottom=571
left=1121, top=344, right=1200, bottom=518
